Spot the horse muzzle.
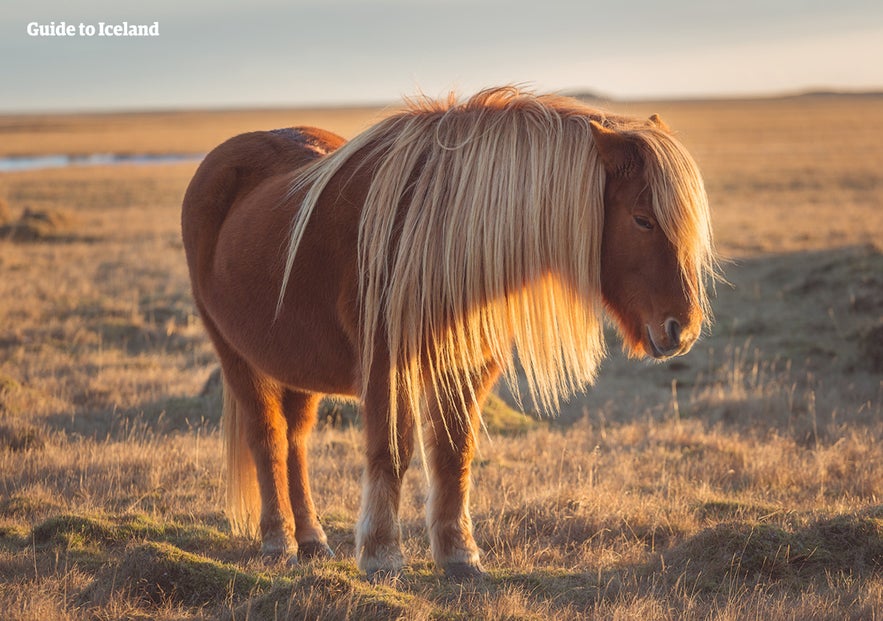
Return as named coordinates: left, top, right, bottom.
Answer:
left=645, top=318, right=696, bottom=359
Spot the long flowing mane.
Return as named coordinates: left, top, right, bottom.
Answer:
left=279, top=86, right=714, bottom=454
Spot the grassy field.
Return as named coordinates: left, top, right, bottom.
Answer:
left=0, top=94, right=881, bottom=620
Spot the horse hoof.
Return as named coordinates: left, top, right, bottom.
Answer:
left=357, top=545, right=405, bottom=580
left=443, top=562, right=486, bottom=581
left=298, top=541, right=335, bottom=561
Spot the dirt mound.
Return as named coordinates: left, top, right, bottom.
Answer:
left=226, top=568, right=420, bottom=621
left=82, top=541, right=267, bottom=609
left=0, top=207, right=78, bottom=241
left=658, top=511, right=883, bottom=591
left=116, top=542, right=265, bottom=607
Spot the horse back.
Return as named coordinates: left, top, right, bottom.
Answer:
left=182, top=127, right=344, bottom=283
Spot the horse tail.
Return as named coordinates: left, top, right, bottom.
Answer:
left=222, top=373, right=261, bottom=538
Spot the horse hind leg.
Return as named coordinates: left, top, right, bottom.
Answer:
left=221, top=357, right=297, bottom=563
left=425, top=363, right=501, bottom=579
left=282, top=389, right=333, bottom=559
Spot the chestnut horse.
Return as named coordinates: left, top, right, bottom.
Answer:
left=182, top=87, right=715, bottom=578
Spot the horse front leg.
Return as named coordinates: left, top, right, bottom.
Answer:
left=355, top=380, right=415, bottom=578
left=282, top=390, right=333, bottom=560
left=425, top=362, right=501, bottom=578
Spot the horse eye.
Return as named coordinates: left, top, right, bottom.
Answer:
left=633, top=215, right=654, bottom=231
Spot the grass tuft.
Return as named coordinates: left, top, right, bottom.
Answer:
left=481, top=393, right=539, bottom=435
left=228, top=565, right=423, bottom=621
left=659, top=513, right=883, bottom=592
left=90, top=541, right=271, bottom=608
left=30, top=513, right=235, bottom=557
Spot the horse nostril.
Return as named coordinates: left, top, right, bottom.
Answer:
left=665, top=318, right=682, bottom=345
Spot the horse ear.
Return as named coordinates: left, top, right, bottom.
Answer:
left=648, top=113, right=670, bottom=132
left=589, top=120, right=641, bottom=178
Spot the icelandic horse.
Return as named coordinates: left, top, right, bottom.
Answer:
left=181, top=87, right=716, bottom=578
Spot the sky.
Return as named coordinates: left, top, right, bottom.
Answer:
left=3, top=0, right=883, bottom=113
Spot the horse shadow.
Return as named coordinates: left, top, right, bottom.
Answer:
left=26, top=243, right=880, bottom=455
left=420, top=505, right=881, bottom=612
left=492, top=243, right=883, bottom=431
left=215, top=504, right=883, bottom=617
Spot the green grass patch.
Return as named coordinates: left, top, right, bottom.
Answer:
left=313, top=390, right=536, bottom=434
left=694, top=499, right=780, bottom=523
left=481, top=393, right=538, bottom=435
left=31, top=512, right=233, bottom=555
left=92, top=541, right=272, bottom=608
left=0, top=520, right=28, bottom=548
left=227, top=563, right=426, bottom=620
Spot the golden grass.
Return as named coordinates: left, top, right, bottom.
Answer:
left=0, top=95, right=881, bottom=619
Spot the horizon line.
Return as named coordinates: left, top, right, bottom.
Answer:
left=2, top=86, right=882, bottom=117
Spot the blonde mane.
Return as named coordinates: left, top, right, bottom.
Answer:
left=279, top=86, right=714, bottom=458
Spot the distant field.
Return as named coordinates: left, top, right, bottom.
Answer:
left=0, top=106, right=382, bottom=157
left=0, top=95, right=881, bottom=620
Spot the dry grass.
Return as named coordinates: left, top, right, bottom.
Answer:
left=0, top=95, right=881, bottom=620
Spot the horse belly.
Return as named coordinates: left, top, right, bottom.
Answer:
left=205, top=178, right=360, bottom=396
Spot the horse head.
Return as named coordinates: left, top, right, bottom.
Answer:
left=591, top=116, right=709, bottom=360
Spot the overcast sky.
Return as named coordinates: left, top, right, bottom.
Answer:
left=3, top=0, right=882, bottom=112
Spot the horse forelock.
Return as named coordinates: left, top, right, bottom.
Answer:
left=629, top=127, right=718, bottom=322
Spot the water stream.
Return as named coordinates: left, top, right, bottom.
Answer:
left=0, top=152, right=203, bottom=173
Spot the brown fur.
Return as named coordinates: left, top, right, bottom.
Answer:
left=181, top=88, right=715, bottom=577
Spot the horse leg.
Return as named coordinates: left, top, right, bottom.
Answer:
left=355, top=382, right=415, bottom=577
left=282, top=389, right=333, bottom=559
left=221, top=356, right=297, bottom=563
left=425, top=363, right=501, bottom=578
